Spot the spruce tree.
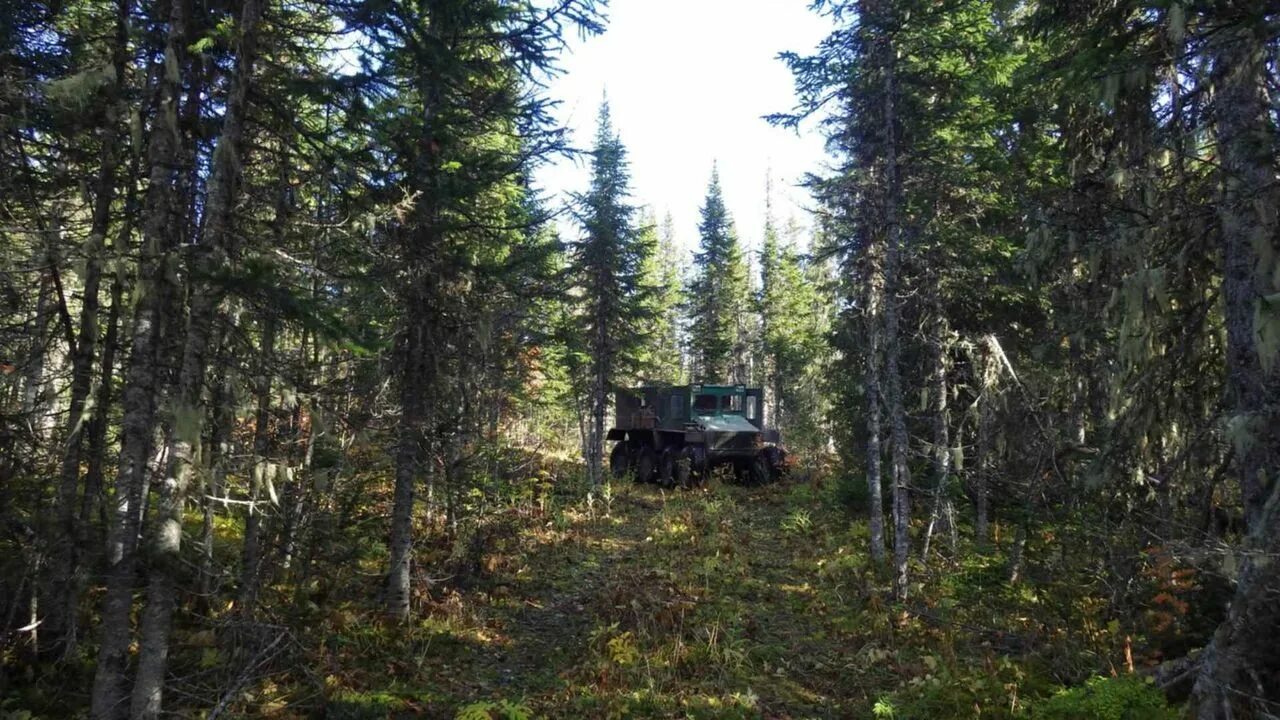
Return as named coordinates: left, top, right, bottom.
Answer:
left=687, top=167, right=750, bottom=383
left=760, top=206, right=831, bottom=453
left=569, top=99, right=650, bottom=487
left=636, top=210, right=685, bottom=384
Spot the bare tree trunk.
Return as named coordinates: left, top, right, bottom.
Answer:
left=240, top=312, right=275, bottom=612
left=130, top=0, right=263, bottom=712
left=82, top=141, right=146, bottom=536
left=923, top=310, right=951, bottom=560
left=1007, top=521, right=1028, bottom=584
left=878, top=23, right=911, bottom=602
left=387, top=318, right=422, bottom=621
left=589, top=302, right=609, bottom=488
left=89, top=0, right=189, bottom=711
left=201, top=357, right=233, bottom=603
left=279, top=388, right=314, bottom=574
left=48, top=0, right=131, bottom=659
left=1192, top=9, right=1280, bottom=717
left=590, top=371, right=606, bottom=487
left=975, top=346, right=993, bottom=549
left=863, top=244, right=887, bottom=565
left=1210, top=13, right=1279, bottom=538
left=23, top=252, right=54, bottom=440
left=82, top=269, right=124, bottom=531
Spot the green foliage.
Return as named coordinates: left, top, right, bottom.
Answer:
left=1033, top=676, right=1178, bottom=720
left=779, top=508, right=813, bottom=537
left=873, top=697, right=897, bottom=719
left=455, top=700, right=533, bottom=720
left=687, top=168, right=752, bottom=383
left=635, top=211, right=685, bottom=384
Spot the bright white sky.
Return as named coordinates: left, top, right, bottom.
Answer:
left=535, top=0, right=831, bottom=260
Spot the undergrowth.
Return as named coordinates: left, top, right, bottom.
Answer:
left=3, top=451, right=1197, bottom=718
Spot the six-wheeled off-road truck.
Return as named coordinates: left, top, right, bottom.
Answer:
left=607, top=384, right=787, bottom=487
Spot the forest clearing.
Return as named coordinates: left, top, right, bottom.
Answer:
left=3, top=0, right=1279, bottom=717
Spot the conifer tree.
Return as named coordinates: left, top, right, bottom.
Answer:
left=636, top=210, right=684, bottom=384
left=760, top=210, right=833, bottom=454
left=569, top=99, right=650, bottom=487
left=687, top=167, right=750, bottom=383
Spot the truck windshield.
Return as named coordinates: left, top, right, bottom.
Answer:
left=693, top=393, right=744, bottom=414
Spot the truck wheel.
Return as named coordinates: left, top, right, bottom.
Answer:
left=658, top=447, right=677, bottom=488
left=635, top=445, right=656, bottom=484
left=748, top=452, right=772, bottom=486
left=764, top=446, right=788, bottom=480
left=609, top=442, right=630, bottom=479
left=678, top=446, right=700, bottom=488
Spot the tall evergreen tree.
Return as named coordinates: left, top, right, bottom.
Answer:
left=687, top=167, right=750, bottom=383
left=569, top=99, right=650, bottom=487
left=636, top=210, right=684, bottom=384
left=760, top=209, right=834, bottom=456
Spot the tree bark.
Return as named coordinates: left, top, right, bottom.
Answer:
left=201, top=354, right=232, bottom=603
left=877, top=19, right=911, bottom=602
left=923, top=309, right=951, bottom=560
left=129, top=0, right=263, bottom=713
left=1192, top=7, right=1280, bottom=717
left=387, top=319, right=423, bottom=621
left=82, top=139, right=147, bottom=536
left=239, top=312, right=275, bottom=613
left=23, top=245, right=55, bottom=441
left=90, top=0, right=189, bottom=711
left=975, top=342, right=993, bottom=549
left=82, top=268, right=124, bottom=531
left=49, top=0, right=131, bottom=659
left=863, top=243, right=887, bottom=565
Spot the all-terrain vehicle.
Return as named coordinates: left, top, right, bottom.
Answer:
left=606, top=383, right=787, bottom=487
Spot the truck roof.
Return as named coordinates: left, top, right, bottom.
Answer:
left=624, top=383, right=756, bottom=393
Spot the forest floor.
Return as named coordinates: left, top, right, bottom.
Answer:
left=300, top=475, right=1086, bottom=720
left=5, top=466, right=1187, bottom=719
left=320, top=478, right=879, bottom=719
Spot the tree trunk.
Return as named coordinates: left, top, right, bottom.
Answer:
left=239, top=312, right=275, bottom=613
left=878, top=23, right=911, bottom=602
left=48, top=0, right=131, bottom=659
left=130, top=0, right=263, bottom=712
left=975, top=344, right=993, bottom=549
left=201, top=357, right=233, bottom=603
left=923, top=310, right=951, bottom=560
left=82, top=268, right=124, bottom=531
left=1209, top=9, right=1279, bottom=537
left=863, top=245, right=887, bottom=565
left=82, top=140, right=146, bottom=536
left=89, top=0, right=189, bottom=711
left=1192, top=8, right=1280, bottom=717
left=387, top=318, right=422, bottom=621
left=589, top=299, right=609, bottom=488
left=279, top=388, right=314, bottom=574
left=23, top=251, right=54, bottom=441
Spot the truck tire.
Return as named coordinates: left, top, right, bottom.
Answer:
left=681, top=446, right=705, bottom=488
left=764, top=446, right=787, bottom=480
left=635, top=445, right=657, bottom=484
left=748, top=452, right=772, bottom=486
left=609, top=442, right=630, bottom=479
left=658, top=447, right=677, bottom=488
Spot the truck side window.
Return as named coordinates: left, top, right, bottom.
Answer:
left=669, top=395, right=680, bottom=420
left=746, top=396, right=757, bottom=420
